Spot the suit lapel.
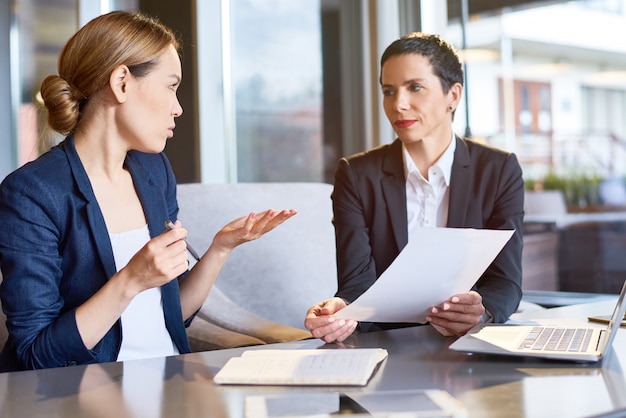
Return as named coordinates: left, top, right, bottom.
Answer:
left=64, top=139, right=167, bottom=281
left=125, top=153, right=166, bottom=240
left=381, top=140, right=408, bottom=250
left=63, top=136, right=118, bottom=280
left=448, top=136, right=472, bottom=227
left=125, top=155, right=188, bottom=351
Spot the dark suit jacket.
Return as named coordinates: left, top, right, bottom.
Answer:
left=0, top=136, right=191, bottom=371
left=332, top=136, right=524, bottom=324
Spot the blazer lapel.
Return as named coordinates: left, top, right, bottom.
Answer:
left=124, top=153, right=167, bottom=239
left=63, top=138, right=168, bottom=281
left=381, top=140, right=408, bottom=250
left=125, top=154, right=188, bottom=351
left=448, top=136, right=472, bottom=227
left=63, top=136, right=119, bottom=280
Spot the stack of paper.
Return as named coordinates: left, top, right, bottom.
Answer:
left=213, top=348, right=388, bottom=386
left=335, top=228, right=514, bottom=323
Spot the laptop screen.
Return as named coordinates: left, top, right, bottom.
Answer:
left=599, top=280, right=626, bottom=356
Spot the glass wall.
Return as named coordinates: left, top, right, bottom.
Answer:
left=446, top=0, right=626, bottom=294
left=229, top=0, right=323, bottom=182
left=13, top=0, right=77, bottom=166
left=11, top=0, right=138, bottom=169
left=446, top=0, right=626, bottom=203
left=10, top=0, right=626, bottom=189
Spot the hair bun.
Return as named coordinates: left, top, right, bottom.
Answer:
left=39, top=75, right=81, bottom=135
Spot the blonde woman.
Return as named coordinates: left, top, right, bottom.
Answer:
left=0, top=11, right=295, bottom=371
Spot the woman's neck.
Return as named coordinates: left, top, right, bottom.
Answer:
left=404, top=133, right=453, bottom=178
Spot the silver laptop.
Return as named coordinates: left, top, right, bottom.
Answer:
left=449, top=280, right=626, bottom=362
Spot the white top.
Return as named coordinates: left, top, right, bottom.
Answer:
left=403, top=135, right=455, bottom=240
left=110, top=225, right=179, bottom=361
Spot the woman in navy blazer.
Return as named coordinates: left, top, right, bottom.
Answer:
left=0, top=11, right=295, bottom=371
left=305, top=33, right=524, bottom=342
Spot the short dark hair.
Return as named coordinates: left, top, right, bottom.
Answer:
left=380, top=32, right=464, bottom=93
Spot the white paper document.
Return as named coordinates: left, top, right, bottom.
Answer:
left=334, top=228, right=514, bottom=323
left=214, top=348, right=388, bottom=386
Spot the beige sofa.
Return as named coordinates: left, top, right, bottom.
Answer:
left=178, top=182, right=338, bottom=351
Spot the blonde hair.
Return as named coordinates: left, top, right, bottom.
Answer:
left=39, top=11, right=180, bottom=137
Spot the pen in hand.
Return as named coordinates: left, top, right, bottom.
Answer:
left=164, top=220, right=201, bottom=262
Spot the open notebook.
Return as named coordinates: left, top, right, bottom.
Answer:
left=449, top=280, right=626, bottom=362
left=214, top=348, right=388, bottom=386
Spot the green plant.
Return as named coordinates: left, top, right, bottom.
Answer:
left=526, top=170, right=601, bottom=207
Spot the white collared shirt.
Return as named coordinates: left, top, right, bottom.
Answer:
left=402, top=136, right=493, bottom=330
left=404, top=134, right=456, bottom=241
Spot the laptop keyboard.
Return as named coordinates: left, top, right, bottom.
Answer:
left=518, top=327, right=594, bottom=352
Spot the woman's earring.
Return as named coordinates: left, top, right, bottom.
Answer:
left=448, top=105, right=453, bottom=111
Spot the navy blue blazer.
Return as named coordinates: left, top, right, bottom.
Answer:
left=332, top=136, right=524, bottom=325
left=0, top=136, right=191, bottom=371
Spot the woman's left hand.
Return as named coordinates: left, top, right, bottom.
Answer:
left=425, top=290, right=486, bottom=336
left=212, top=209, right=297, bottom=251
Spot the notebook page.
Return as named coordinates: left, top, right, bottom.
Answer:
left=214, top=348, right=388, bottom=386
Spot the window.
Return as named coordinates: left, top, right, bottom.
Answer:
left=230, top=0, right=323, bottom=182
left=8, top=0, right=137, bottom=173
left=447, top=0, right=626, bottom=181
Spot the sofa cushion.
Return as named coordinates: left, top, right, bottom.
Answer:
left=177, top=182, right=337, bottom=330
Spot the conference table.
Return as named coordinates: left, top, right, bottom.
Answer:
left=1, top=299, right=626, bottom=418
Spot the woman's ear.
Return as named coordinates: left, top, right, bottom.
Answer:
left=109, top=65, right=131, bottom=103
left=448, top=82, right=463, bottom=111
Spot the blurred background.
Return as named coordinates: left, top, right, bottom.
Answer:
left=3, top=0, right=626, bottom=293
